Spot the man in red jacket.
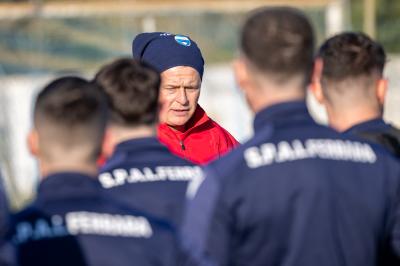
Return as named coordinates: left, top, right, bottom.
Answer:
left=132, top=32, right=239, bottom=164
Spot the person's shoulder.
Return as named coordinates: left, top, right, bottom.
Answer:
left=207, top=121, right=393, bottom=180
left=206, top=118, right=240, bottom=146
left=341, top=125, right=400, bottom=158
left=206, top=119, right=276, bottom=174
left=334, top=126, right=400, bottom=179
left=102, top=138, right=198, bottom=171
left=7, top=204, right=55, bottom=242
left=11, top=204, right=45, bottom=223
left=311, top=124, right=393, bottom=160
left=361, top=134, right=400, bottom=165
left=387, top=124, right=400, bottom=141
left=205, top=135, right=259, bottom=183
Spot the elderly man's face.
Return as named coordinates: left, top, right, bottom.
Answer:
left=159, top=66, right=201, bottom=130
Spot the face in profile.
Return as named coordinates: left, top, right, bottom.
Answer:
left=159, top=66, right=201, bottom=130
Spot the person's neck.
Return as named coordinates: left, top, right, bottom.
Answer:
left=326, top=105, right=382, bottom=132
left=247, top=71, right=306, bottom=113
left=102, top=125, right=156, bottom=158
left=251, top=90, right=306, bottom=113
left=168, top=124, right=187, bottom=133
left=40, top=161, right=98, bottom=179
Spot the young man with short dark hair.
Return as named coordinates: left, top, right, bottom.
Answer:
left=94, top=58, right=203, bottom=227
left=312, top=32, right=400, bottom=157
left=7, top=76, right=179, bottom=266
left=182, top=7, right=400, bottom=266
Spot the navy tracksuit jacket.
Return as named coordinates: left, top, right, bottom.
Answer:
left=7, top=172, right=179, bottom=266
left=99, top=137, right=202, bottom=227
left=182, top=101, right=400, bottom=266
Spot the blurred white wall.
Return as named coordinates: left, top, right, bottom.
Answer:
left=200, top=64, right=253, bottom=142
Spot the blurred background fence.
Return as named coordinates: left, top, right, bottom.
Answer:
left=0, top=0, right=399, bottom=209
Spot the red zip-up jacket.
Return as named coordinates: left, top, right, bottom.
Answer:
left=158, top=105, right=239, bottom=164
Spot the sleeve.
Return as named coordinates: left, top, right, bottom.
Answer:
left=180, top=166, right=232, bottom=266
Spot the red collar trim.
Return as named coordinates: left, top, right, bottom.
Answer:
left=184, top=105, right=210, bottom=131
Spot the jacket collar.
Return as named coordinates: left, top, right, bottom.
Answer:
left=35, top=172, right=101, bottom=205
left=104, top=137, right=171, bottom=169
left=344, top=118, right=390, bottom=134
left=183, top=105, right=210, bottom=132
left=158, top=105, right=211, bottom=139
left=114, top=136, right=165, bottom=153
left=253, top=101, right=313, bottom=132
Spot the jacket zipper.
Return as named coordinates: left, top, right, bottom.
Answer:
left=179, top=140, right=186, bottom=150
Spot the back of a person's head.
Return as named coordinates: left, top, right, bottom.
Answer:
left=318, top=32, right=386, bottom=83
left=241, top=6, right=315, bottom=85
left=34, top=76, right=107, bottom=162
left=94, top=58, right=160, bottom=127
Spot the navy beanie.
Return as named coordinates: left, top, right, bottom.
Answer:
left=132, top=32, right=204, bottom=79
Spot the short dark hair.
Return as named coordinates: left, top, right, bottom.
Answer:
left=318, top=32, right=386, bottom=81
left=241, top=7, right=315, bottom=84
left=94, top=58, right=160, bottom=127
left=34, top=76, right=108, bottom=161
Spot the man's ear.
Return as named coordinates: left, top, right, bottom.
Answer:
left=310, top=58, right=325, bottom=104
left=27, top=129, right=39, bottom=157
left=376, top=78, right=388, bottom=106
left=233, top=58, right=251, bottom=93
left=101, top=129, right=114, bottom=159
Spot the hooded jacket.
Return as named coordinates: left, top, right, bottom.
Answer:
left=158, top=105, right=239, bottom=164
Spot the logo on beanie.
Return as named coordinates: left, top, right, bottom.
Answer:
left=174, top=35, right=191, bottom=47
